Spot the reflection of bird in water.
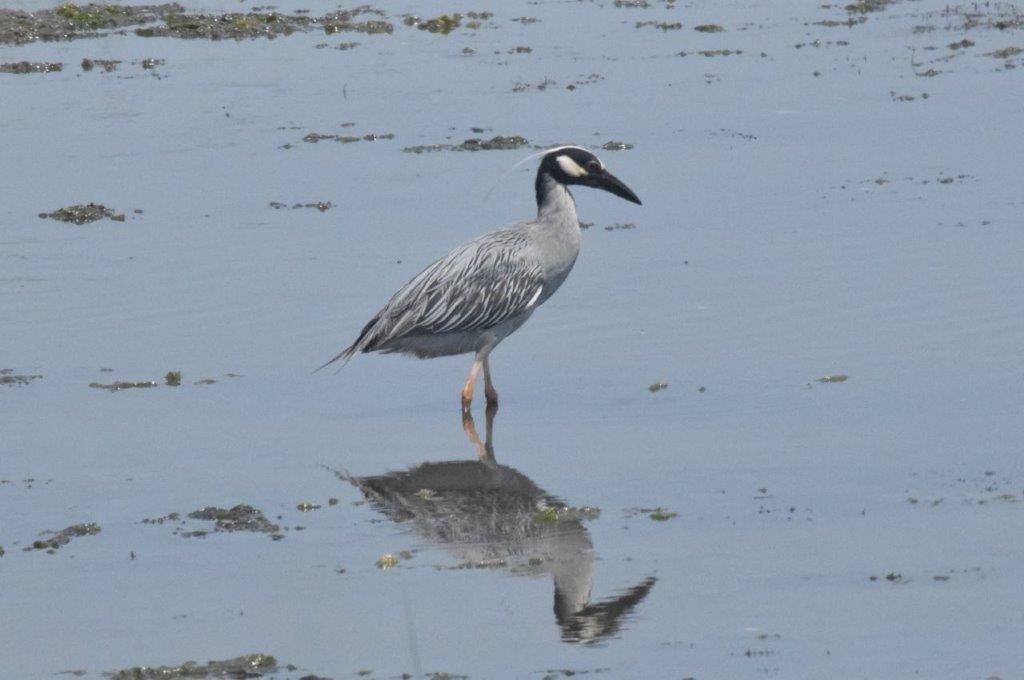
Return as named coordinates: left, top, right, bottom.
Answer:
left=341, top=406, right=656, bottom=644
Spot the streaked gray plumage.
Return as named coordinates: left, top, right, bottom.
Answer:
left=321, top=145, right=641, bottom=409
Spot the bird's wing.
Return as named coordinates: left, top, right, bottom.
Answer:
left=318, top=229, right=544, bottom=370
left=370, top=229, right=544, bottom=339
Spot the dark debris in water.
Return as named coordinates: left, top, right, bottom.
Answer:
left=39, top=203, right=125, bottom=225
left=403, top=135, right=529, bottom=153
left=0, top=60, right=62, bottom=73
left=988, top=46, right=1023, bottom=59
left=816, top=374, right=849, bottom=383
left=648, top=381, right=668, bottom=393
left=512, top=77, right=557, bottom=92
left=845, top=0, right=894, bottom=14
left=604, top=222, right=636, bottom=231
left=285, top=131, right=394, bottom=149
left=635, top=20, right=681, bottom=31
left=601, top=141, right=634, bottom=151
left=26, top=522, right=101, bottom=553
left=890, top=90, right=929, bottom=102
left=814, top=16, right=867, bottom=27
left=269, top=201, right=333, bottom=212
left=515, top=73, right=604, bottom=93
left=89, top=380, right=158, bottom=391
left=1, top=369, right=42, bottom=386
left=679, top=49, right=743, bottom=57
left=81, top=57, right=120, bottom=71
left=164, top=371, right=181, bottom=386
left=108, top=653, right=278, bottom=679
left=693, top=23, right=725, bottom=32
left=183, top=504, right=283, bottom=539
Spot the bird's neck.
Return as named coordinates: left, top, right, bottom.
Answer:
left=535, top=173, right=578, bottom=225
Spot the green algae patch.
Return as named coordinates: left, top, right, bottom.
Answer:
left=533, top=506, right=559, bottom=523
left=322, top=8, right=393, bottom=35
left=627, top=506, right=678, bottom=521
left=40, top=203, right=125, bottom=225
left=404, top=13, right=461, bottom=34
left=0, top=3, right=183, bottom=45
left=1, top=61, right=62, bottom=73
left=376, top=553, right=398, bottom=569
left=1, top=369, right=42, bottom=386
left=533, top=504, right=600, bottom=524
left=57, top=2, right=129, bottom=29
left=134, top=7, right=392, bottom=40
left=138, top=10, right=313, bottom=39
left=108, top=653, right=278, bottom=679
left=164, top=371, right=181, bottom=386
left=27, top=522, right=101, bottom=553
left=404, top=135, right=529, bottom=153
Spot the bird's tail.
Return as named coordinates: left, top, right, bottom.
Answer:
left=315, top=314, right=383, bottom=374
left=313, top=343, right=358, bottom=374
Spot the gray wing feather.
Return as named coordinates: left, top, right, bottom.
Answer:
left=320, top=229, right=543, bottom=368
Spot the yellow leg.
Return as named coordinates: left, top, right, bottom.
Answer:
left=461, top=356, right=483, bottom=412
left=483, top=355, right=498, bottom=406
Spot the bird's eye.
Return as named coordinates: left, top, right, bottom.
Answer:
left=585, top=160, right=601, bottom=173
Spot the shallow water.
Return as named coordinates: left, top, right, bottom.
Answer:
left=2, top=0, right=1023, bottom=677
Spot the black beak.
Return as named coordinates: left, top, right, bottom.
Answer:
left=593, top=169, right=642, bottom=205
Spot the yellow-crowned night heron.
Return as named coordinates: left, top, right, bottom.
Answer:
left=320, top=145, right=641, bottom=409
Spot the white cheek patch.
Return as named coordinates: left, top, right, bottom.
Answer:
left=556, top=155, right=588, bottom=178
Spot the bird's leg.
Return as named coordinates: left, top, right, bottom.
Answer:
left=461, top=399, right=498, bottom=463
left=461, top=356, right=483, bottom=413
left=482, top=355, right=499, bottom=406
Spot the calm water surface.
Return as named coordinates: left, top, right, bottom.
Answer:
left=2, top=0, right=1023, bottom=677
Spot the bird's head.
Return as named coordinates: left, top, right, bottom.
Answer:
left=538, top=146, right=642, bottom=205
